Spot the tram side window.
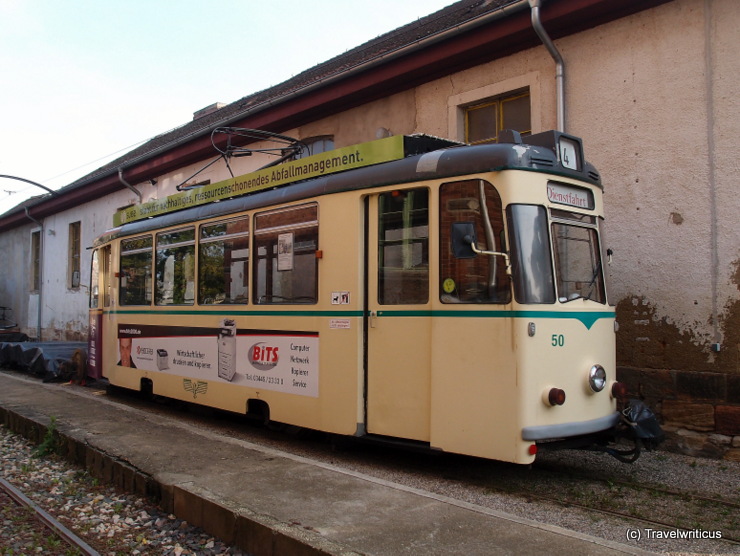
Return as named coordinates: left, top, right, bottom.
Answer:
left=440, top=180, right=510, bottom=304
left=120, top=236, right=153, bottom=306
left=378, top=188, right=429, bottom=305
left=89, top=246, right=112, bottom=309
left=254, top=204, right=318, bottom=304
left=103, top=246, right=112, bottom=307
left=199, top=217, right=249, bottom=304
left=155, top=227, right=195, bottom=305
left=506, top=205, right=556, bottom=304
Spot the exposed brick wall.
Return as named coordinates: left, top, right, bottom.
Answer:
left=617, top=367, right=740, bottom=461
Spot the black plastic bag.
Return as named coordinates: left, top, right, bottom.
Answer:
left=623, top=399, right=665, bottom=450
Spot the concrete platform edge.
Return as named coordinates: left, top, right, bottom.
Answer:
left=0, top=405, right=362, bottom=556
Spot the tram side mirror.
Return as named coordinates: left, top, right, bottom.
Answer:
left=451, top=222, right=477, bottom=259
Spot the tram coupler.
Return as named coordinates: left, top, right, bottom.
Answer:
left=600, top=399, right=665, bottom=463
left=536, top=399, right=665, bottom=464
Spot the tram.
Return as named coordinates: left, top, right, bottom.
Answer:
left=88, top=129, right=655, bottom=465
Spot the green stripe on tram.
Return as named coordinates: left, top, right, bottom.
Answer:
left=110, top=309, right=365, bottom=317
left=375, top=310, right=614, bottom=330
left=107, top=308, right=613, bottom=329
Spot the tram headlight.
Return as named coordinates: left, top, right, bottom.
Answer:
left=588, top=365, right=607, bottom=393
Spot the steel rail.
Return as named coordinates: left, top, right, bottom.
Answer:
left=0, top=476, right=101, bottom=556
left=534, top=461, right=740, bottom=510
left=523, top=488, right=740, bottom=545
left=514, top=463, right=740, bottom=544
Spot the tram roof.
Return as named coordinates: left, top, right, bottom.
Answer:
left=95, top=131, right=601, bottom=246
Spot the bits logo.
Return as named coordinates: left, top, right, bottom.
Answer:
left=248, top=342, right=279, bottom=371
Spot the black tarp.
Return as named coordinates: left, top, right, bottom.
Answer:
left=0, top=341, right=87, bottom=381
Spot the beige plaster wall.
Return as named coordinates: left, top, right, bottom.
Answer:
left=562, top=0, right=739, bottom=371
left=297, top=90, right=418, bottom=147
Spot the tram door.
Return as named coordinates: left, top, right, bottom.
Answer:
left=88, top=245, right=111, bottom=379
left=365, top=188, right=432, bottom=441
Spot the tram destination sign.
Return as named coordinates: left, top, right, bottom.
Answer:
left=113, top=135, right=408, bottom=226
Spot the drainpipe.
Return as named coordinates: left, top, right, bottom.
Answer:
left=24, top=207, right=43, bottom=340
left=529, top=0, right=565, bottom=132
left=703, top=0, right=721, bottom=352
left=118, top=168, right=142, bottom=204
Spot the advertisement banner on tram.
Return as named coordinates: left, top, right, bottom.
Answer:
left=113, top=135, right=408, bottom=226
left=87, top=311, right=103, bottom=379
left=116, top=322, right=319, bottom=397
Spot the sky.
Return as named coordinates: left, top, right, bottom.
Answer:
left=0, top=0, right=454, bottom=214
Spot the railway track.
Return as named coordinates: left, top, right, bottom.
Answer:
left=0, top=476, right=99, bottom=555
left=522, top=460, right=740, bottom=543
left=531, top=489, right=738, bottom=545
left=501, top=473, right=740, bottom=544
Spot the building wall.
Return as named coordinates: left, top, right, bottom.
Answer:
left=409, top=0, right=739, bottom=378
left=568, top=0, right=739, bottom=369
left=0, top=222, right=33, bottom=336
left=564, top=0, right=739, bottom=457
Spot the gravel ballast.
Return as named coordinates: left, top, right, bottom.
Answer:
left=0, top=425, right=247, bottom=555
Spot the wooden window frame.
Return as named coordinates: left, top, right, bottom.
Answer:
left=464, top=90, right=531, bottom=144
left=68, top=221, right=81, bottom=289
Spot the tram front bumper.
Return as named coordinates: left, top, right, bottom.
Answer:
left=521, top=412, right=620, bottom=441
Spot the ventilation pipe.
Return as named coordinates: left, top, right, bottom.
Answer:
left=529, top=0, right=565, bottom=132
left=118, top=168, right=142, bottom=204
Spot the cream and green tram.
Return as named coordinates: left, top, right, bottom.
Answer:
left=88, top=131, right=633, bottom=465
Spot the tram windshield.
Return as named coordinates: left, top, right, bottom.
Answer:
left=507, top=205, right=556, bottom=304
left=507, top=205, right=606, bottom=305
left=551, top=210, right=606, bottom=304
